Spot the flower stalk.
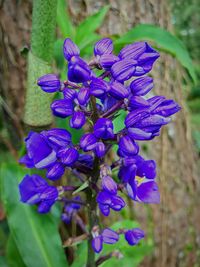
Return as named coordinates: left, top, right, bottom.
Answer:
left=23, top=0, right=57, bottom=127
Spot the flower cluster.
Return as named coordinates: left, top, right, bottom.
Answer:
left=19, top=38, right=180, bottom=254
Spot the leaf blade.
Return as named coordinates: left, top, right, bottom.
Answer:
left=1, top=162, right=68, bottom=267
left=75, top=5, right=109, bottom=45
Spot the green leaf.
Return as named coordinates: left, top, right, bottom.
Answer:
left=75, top=5, right=109, bottom=45
left=0, top=256, right=8, bottom=267
left=114, top=24, right=197, bottom=83
left=1, top=162, right=68, bottom=267
left=72, top=181, right=89, bottom=195
left=79, top=33, right=101, bottom=51
left=113, top=110, right=126, bottom=133
left=6, top=235, right=27, bottom=267
left=101, top=220, right=153, bottom=267
left=57, top=0, right=75, bottom=39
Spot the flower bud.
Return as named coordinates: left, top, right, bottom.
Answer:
left=99, top=54, right=119, bottom=70
left=110, top=81, right=129, bottom=99
left=111, top=59, right=137, bottom=82
left=90, top=78, right=109, bottom=97
left=124, top=228, right=145, bottom=246
left=130, top=77, right=153, bottom=96
left=70, top=111, right=86, bottom=129
left=77, top=88, right=90, bottom=105
left=127, top=127, right=152, bottom=140
left=46, top=162, right=65, bottom=180
left=37, top=74, right=61, bottom=93
left=118, top=136, right=139, bottom=156
left=102, top=176, right=117, bottom=195
left=101, top=228, right=119, bottom=244
left=92, top=236, right=103, bottom=253
left=80, top=133, right=98, bottom=151
left=94, top=118, right=114, bottom=140
left=41, top=128, right=71, bottom=148
left=57, top=147, right=79, bottom=166
left=94, top=38, right=113, bottom=56
left=68, top=56, right=91, bottom=83
left=95, top=142, right=106, bottom=158
left=51, top=99, right=73, bottom=118
left=63, top=88, right=77, bottom=100
left=63, top=38, right=80, bottom=61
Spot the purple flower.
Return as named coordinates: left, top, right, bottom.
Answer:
left=128, top=96, right=150, bottom=109
left=94, top=38, right=113, bottom=56
left=68, top=56, right=91, bottom=83
left=41, top=128, right=71, bottom=148
left=77, top=88, right=90, bottom=105
left=70, top=111, right=86, bottom=129
left=130, top=77, right=153, bottom=96
left=22, top=132, right=57, bottom=169
left=118, top=164, right=137, bottom=183
left=63, top=87, right=77, bottom=100
left=109, top=81, right=129, bottom=99
left=19, top=37, right=180, bottom=252
left=95, top=142, right=106, bottom=158
left=97, top=191, right=125, bottom=216
left=126, top=178, right=160, bottom=204
left=57, top=147, right=79, bottom=167
left=102, top=176, right=117, bottom=195
left=124, top=228, right=145, bottom=246
left=92, top=236, right=103, bottom=253
left=80, top=133, right=98, bottom=152
left=93, top=118, right=114, bottom=139
left=90, top=78, right=109, bottom=98
left=92, top=228, right=119, bottom=253
left=46, top=162, right=65, bottom=181
left=152, top=99, right=181, bottom=117
left=19, top=174, right=58, bottom=213
left=119, top=42, right=160, bottom=75
left=111, top=59, right=137, bottom=82
left=62, top=196, right=81, bottom=224
left=51, top=99, right=74, bottom=118
left=99, top=54, right=119, bottom=70
left=37, top=74, right=61, bottom=93
left=127, top=127, right=153, bottom=141
left=63, top=38, right=80, bottom=61
left=101, top=228, right=119, bottom=244
left=118, top=135, right=139, bottom=157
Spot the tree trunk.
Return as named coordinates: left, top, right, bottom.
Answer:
left=0, top=0, right=32, bottom=148
left=68, top=1, right=200, bottom=266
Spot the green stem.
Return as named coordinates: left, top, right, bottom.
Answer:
left=23, top=0, right=57, bottom=128
left=86, top=156, right=100, bottom=267
left=86, top=188, right=98, bottom=267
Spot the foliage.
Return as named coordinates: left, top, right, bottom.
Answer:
left=1, top=161, right=67, bottom=267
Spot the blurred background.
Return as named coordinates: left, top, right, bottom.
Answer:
left=0, top=0, right=200, bottom=267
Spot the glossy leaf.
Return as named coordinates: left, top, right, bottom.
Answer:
left=1, top=162, right=68, bottom=267
left=75, top=5, right=109, bottom=45
left=115, top=24, right=197, bottom=83
left=6, top=235, right=27, bottom=267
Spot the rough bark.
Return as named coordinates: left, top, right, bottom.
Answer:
left=68, top=1, right=200, bottom=267
left=0, top=0, right=32, bottom=147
